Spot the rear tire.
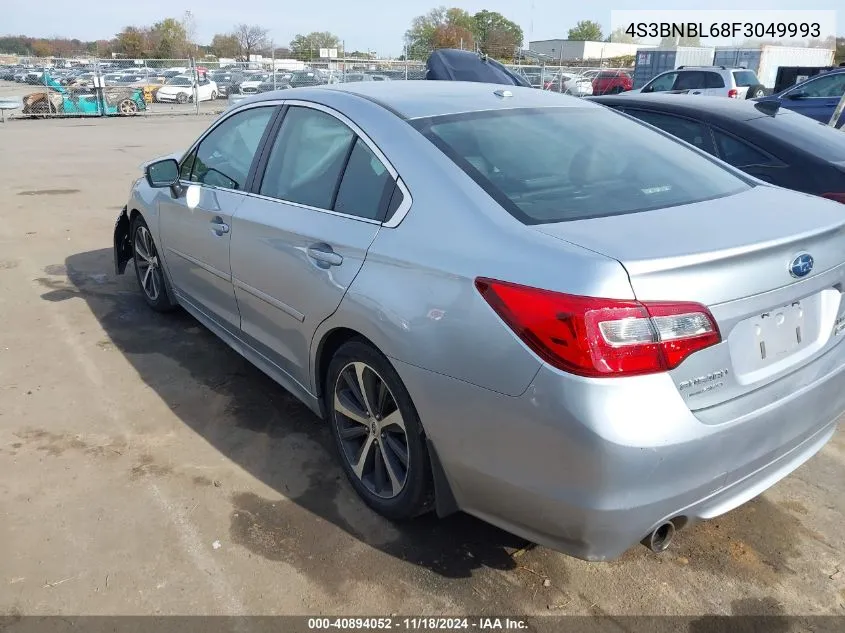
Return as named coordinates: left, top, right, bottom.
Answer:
left=326, top=340, right=433, bottom=520
left=210, top=91, right=217, bottom=100
left=131, top=215, right=177, bottom=313
left=746, top=85, right=766, bottom=99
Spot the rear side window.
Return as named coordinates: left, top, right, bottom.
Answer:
left=712, top=130, right=776, bottom=167
left=732, top=71, right=760, bottom=87
left=259, top=106, right=354, bottom=209
left=623, top=110, right=714, bottom=154
left=674, top=72, right=705, bottom=90
left=415, top=107, right=748, bottom=224
left=748, top=110, right=845, bottom=161
left=333, top=138, right=395, bottom=220
left=705, top=72, right=725, bottom=88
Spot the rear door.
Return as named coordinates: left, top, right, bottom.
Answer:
left=703, top=71, right=728, bottom=97
left=620, top=109, right=716, bottom=155
left=230, top=102, right=400, bottom=388
left=673, top=71, right=707, bottom=95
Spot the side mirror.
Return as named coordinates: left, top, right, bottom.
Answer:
left=146, top=158, right=179, bottom=188
left=786, top=91, right=807, bottom=100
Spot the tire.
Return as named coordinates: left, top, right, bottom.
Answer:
left=326, top=340, right=433, bottom=520
left=210, top=91, right=217, bottom=100
left=746, top=85, right=766, bottom=99
left=176, top=92, right=188, bottom=104
left=118, top=99, right=138, bottom=115
left=131, top=215, right=177, bottom=312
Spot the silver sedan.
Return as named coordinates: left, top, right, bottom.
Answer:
left=113, top=81, right=845, bottom=560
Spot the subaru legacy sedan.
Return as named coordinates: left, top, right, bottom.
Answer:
left=113, top=81, right=845, bottom=560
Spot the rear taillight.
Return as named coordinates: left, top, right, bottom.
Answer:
left=728, top=89, right=739, bottom=98
left=822, top=193, right=845, bottom=204
left=475, top=278, right=721, bottom=378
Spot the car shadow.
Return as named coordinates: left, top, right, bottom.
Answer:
left=44, top=248, right=531, bottom=583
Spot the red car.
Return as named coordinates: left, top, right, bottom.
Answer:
left=592, top=70, right=633, bottom=95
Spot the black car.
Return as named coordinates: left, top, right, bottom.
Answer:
left=255, top=81, right=291, bottom=93
left=589, top=93, right=845, bottom=203
left=288, top=71, right=326, bottom=88
left=209, top=71, right=244, bottom=96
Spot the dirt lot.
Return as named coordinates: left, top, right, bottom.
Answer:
left=1, top=115, right=844, bottom=622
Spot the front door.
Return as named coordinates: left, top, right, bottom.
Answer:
left=780, top=72, right=845, bottom=126
left=230, top=104, right=397, bottom=388
left=159, top=104, right=277, bottom=332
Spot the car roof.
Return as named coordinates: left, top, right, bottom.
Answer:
left=588, top=93, right=779, bottom=122
left=244, top=80, right=596, bottom=120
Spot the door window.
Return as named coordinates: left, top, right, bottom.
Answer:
left=259, top=106, right=355, bottom=209
left=190, top=106, right=275, bottom=190
left=792, top=72, right=845, bottom=98
left=644, top=72, right=678, bottom=92
left=712, top=130, right=776, bottom=167
left=624, top=110, right=714, bottom=153
left=674, top=71, right=705, bottom=90
left=333, top=138, right=395, bottom=220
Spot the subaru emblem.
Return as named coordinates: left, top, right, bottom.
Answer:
left=789, top=252, right=814, bottom=278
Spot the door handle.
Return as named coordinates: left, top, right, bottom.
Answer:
left=210, top=218, right=229, bottom=236
left=307, top=245, right=343, bottom=266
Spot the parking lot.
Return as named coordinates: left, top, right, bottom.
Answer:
left=1, top=112, right=845, bottom=623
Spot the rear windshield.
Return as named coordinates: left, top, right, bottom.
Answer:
left=732, top=70, right=759, bottom=87
left=413, top=107, right=749, bottom=224
left=749, top=109, right=845, bottom=161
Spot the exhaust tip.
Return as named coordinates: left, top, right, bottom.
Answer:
left=643, top=521, right=676, bottom=553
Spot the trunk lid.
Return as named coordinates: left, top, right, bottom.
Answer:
left=534, top=185, right=845, bottom=409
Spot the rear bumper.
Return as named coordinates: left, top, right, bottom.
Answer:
left=393, top=338, right=845, bottom=560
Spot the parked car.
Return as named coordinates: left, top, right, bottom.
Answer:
left=255, top=81, right=292, bottom=93
left=545, top=72, right=593, bottom=96
left=288, top=71, right=327, bottom=88
left=631, top=66, right=766, bottom=99
left=343, top=73, right=375, bottom=83
left=155, top=75, right=218, bottom=104
left=238, top=73, right=271, bottom=95
left=22, top=72, right=145, bottom=116
left=209, top=70, right=244, bottom=97
left=592, top=70, right=633, bottom=95
left=590, top=93, right=845, bottom=203
left=114, top=81, right=845, bottom=561
left=754, top=68, right=845, bottom=128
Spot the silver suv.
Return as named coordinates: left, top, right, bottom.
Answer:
left=634, top=66, right=765, bottom=99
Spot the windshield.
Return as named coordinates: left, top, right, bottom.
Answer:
left=166, top=77, right=192, bottom=86
left=733, top=70, right=760, bottom=87
left=414, top=107, right=749, bottom=224
left=749, top=109, right=845, bottom=161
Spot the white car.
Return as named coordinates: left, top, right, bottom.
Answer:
left=629, top=66, right=765, bottom=99
left=155, top=75, right=218, bottom=104
left=238, top=73, right=270, bottom=95
left=547, top=72, right=594, bottom=96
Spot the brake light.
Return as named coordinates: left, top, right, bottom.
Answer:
left=475, top=278, right=721, bottom=377
left=822, top=193, right=845, bottom=204
left=728, top=89, right=739, bottom=98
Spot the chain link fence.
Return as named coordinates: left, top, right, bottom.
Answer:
left=0, top=53, right=633, bottom=119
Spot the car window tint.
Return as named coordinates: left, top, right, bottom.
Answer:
left=705, top=72, right=725, bottom=88
left=713, top=130, right=774, bottom=167
left=179, top=150, right=196, bottom=180
left=190, top=106, right=274, bottom=190
left=417, top=108, right=748, bottom=224
left=748, top=110, right=845, bottom=161
left=624, top=110, right=713, bottom=153
left=333, top=138, right=395, bottom=220
left=646, top=72, right=677, bottom=92
left=259, top=106, right=355, bottom=209
left=796, top=72, right=845, bottom=98
left=674, top=72, right=705, bottom=90
left=385, top=185, right=405, bottom=222
left=732, top=70, right=759, bottom=87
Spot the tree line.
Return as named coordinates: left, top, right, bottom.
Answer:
left=404, top=7, right=523, bottom=59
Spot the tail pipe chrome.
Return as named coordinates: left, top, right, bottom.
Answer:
left=642, top=521, right=676, bottom=553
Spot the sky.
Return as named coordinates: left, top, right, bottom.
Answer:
left=4, top=1, right=842, bottom=57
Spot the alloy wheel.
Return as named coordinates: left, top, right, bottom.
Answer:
left=134, top=226, right=161, bottom=302
left=333, top=362, right=409, bottom=499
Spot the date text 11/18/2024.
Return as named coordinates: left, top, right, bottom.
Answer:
left=624, top=21, right=822, bottom=39
left=307, top=617, right=529, bottom=630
